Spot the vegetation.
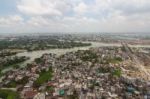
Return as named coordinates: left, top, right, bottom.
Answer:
left=0, top=51, right=17, bottom=57
left=4, top=77, right=29, bottom=88
left=46, top=86, right=54, bottom=92
left=0, top=38, right=91, bottom=51
left=97, top=67, right=111, bottom=73
left=0, top=56, right=28, bottom=70
left=13, top=65, right=20, bottom=69
left=0, top=70, right=3, bottom=77
left=0, top=89, right=20, bottom=99
left=5, top=80, right=17, bottom=88
left=80, top=50, right=98, bottom=62
left=34, top=58, right=44, bottom=64
left=33, top=67, right=52, bottom=88
left=112, top=69, right=122, bottom=77
left=107, top=57, right=123, bottom=63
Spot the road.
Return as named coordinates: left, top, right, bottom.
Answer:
left=122, top=43, right=150, bottom=80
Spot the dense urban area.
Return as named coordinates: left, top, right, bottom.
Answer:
left=0, top=33, right=150, bottom=99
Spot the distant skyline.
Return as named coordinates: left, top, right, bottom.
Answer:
left=0, top=0, right=150, bottom=33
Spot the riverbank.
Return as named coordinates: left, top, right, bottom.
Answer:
left=2, top=42, right=150, bottom=73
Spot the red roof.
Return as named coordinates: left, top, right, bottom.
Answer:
left=47, top=82, right=54, bottom=86
left=24, top=91, right=37, bottom=99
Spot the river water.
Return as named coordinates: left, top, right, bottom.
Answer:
left=2, top=42, right=150, bottom=73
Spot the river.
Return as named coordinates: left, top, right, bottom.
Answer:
left=2, top=42, right=150, bottom=73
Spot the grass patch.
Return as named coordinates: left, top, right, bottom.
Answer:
left=46, top=86, right=54, bottom=91
left=34, top=67, right=52, bottom=88
left=107, top=57, right=123, bottom=64
left=5, top=80, right=17, bottom=88
left=112, top=69, right=122, bottom=77
left=0, top=89, right=20, bottom=99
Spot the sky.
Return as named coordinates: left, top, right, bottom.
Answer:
left=0, top=0, right=150, bottom=33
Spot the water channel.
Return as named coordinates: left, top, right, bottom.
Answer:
left=2, top=42, right=150, bottom=73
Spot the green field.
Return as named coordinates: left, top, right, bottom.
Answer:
left=0, top=89, right=20, bottom=99
left=34, top=67, right=52, bottom=88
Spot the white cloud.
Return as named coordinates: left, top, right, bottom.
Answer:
left=93, top=0, right=150, bottom=16
left=17, top=0, right=72, bottom=16
left=27, top=17, right=49, bottom=26
left=112, top=0, right=150, bottom=15
left=74, top=2, right=88, bottom=15
left=1, top=0, right=150, bottom=33
left=0, top=15, right=23, bottom=27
